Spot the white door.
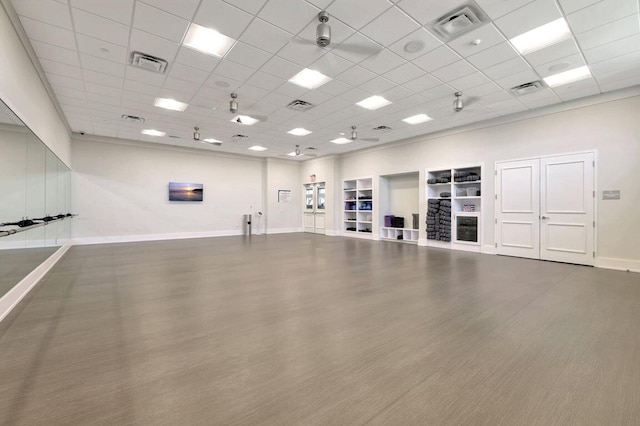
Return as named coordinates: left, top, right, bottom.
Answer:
left=496, top=153, right=594, bottom=266
left=540, top=153, right=594, bottom=265
left=303, top=182, right=326, bottom=234
left=496, top=159, right=540, bottom=259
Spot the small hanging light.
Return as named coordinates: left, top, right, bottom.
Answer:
left=193, top=126, right=200, bottom=141
left=229, top=92, right=238, bottom=113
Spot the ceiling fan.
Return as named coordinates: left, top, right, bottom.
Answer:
left=350, top=125, right=379, bottom=142
left=228, top=92, right=268, bottom=124
left=452, top=92, right=481, bottom=114
left=168, top=126, right=223, bottom=146
left=280, top=144, right=318, bottom=158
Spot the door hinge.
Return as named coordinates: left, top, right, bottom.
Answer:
left=593, top=251, right=596, bottom=258
left=495, top=242, right=498, bottom=248
left=495, top=218, right=497, bottom=224
left=592, top=160, right=595, bottom=167
left=495, top=194, right=498, bottom=200
left=494, top=170, right=497, bottom=176
left=593, top=190, right=595, bottom=198
left=593, top=220, right=596, bottom=228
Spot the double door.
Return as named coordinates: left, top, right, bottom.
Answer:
left=304, top=182, right=325, bottom=234
left=495, top=152, right=595, bottom=266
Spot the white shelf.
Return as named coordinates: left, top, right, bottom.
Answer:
left=343, top=177, right=374, bottom=239
left=454, top=211, right=479, bottom=217
left=380, top=227, right=419, bottom=243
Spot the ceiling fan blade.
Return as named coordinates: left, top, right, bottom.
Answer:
left=360, top=137, right=379, bottom=142
left=333, top=43, right=382, bottom=56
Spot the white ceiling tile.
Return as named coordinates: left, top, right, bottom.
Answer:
left=46, top=73, right=85, bottom=90
left=237, top=84, right=270, bottom=101
left=226, top=42, right=274, bottom=70
left=431, top=60, right=477, bottom=82
left=175, top=47, right=221, bottom=72
left=466, top=42, right=518, bottom=69
left=126, top=65, right=167, bottom=86
left=553, top=78, right=600, bottom=101
left=396, top=0, right=461, bottom=25
left=85, top=81, right=123, bottom=98
left=474, top=0, right=535, bottom=19
left=598, top=73, right=640, bottom=93
left=161, top=77, right=200, bottom=99
left=518, top=95, right=562, bottom=110
left=309, top=52, right=354, bottom=78
left=71, top=0, right=134, bottom=25
left=383, top=62, right=424, bottom=85
left=331, top=33, right=382, bottom=64
left=483, top=56, right=531, bottom=80
left=381, top=85, right=413, bottom=102
left=168, top=63, right=210, bottom=85
left=589, top=50, right=640, bottom=78
left=388, top=28, right=442, bottom=60
left=326, top=0, right=392, bottom=30
left=494, top=0, right=562, bottom=39
left=359, top=49, right=405, bottom=74
left=358, top=76, right=396, bottom=94
left=75, top=34, right=128, bottom=64
left=124, top=79, right=161, bottom=96
left=260, top=56, right=300, bottom=79
left=245, top=71, right=283, bottom=91
left=421, top=84, right=455, bottom=101
left=558, top=0, right=603, bottom=14
left=275, top=81, right=309, bottom=98
left=340, top=87, right=373, bottom=103
left=402, top=74, right=442, bottom=93
left=448, top=72, right=491, bottom=91
left=447, top=24, right=506, bottom=58
left=71, top=7, right=130, bottom=46
left=52, top=84, right=86, bottom=100
left=316, top=79, right=353, bottom=96
left=194, top=0, right=253, bottom=38
left=298, top=13, right=356, bottom=47
left=222, top=0, right=268, bottom=15
left=296, top=89, right=332, bottom=106
left=80, top=53, right=126, bottom=77
left=140, top=0, right=200, bottom=20
left=133, top=2, right=189, bottom=42
left=56, top=95, right=89, bottom=107
left=567, top=0, right=638, bottom=34
left=523, top=38, right=580, bottom=67
left=259, top=0, right=318, bottom=34
left=494, top=69, right=540, bottom=90
left=19, top=17, right=76, bottom=49
left=412, top=45, right=460, bottom=72
left=39, top=58, right=83, bottom=78
left=239, top=18, right=293, bottom=54
left=86, top=91, right=122, bottom=106
left=336, top=65, right=377, bottom=86
left=84, top=69, right=126, bottom=88
left=463, top=82, right=502, bottom=97
left=575, top=14, right=639, bottom=51
left=360, top=7, right=420, bottom=46
left=533, top=53, right=585, bottom=78
left=213, top=60, right=255, bottom=82
left=583, top=34, right=640, bottom=63
left=277, top=39, right=327, bottom=67
left=13, top=0, right=72, bottom=29
left=31, top=40, right=79, bottom=67
left=130, top=29, right=180, bottom=63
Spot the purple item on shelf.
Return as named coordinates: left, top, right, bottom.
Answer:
left=384, top=215, right=395, bottom=227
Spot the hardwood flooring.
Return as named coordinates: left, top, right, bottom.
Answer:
left=1, top=234, right=639, bottom=425
left=0, top=247, right=58, bottom=298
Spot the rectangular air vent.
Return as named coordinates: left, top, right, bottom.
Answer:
left=231, top=134, right=248, bottom=140
left=510, top=81, right=546, bottom=96
left=372, top=125, right=392, bottom=132
left=286, top=99, right=314, bottom=111
left=430, top=2, right=488, bottom=42
left=131, top=51, right=168, bottom=74
left=121, top=114, right=145, bottom=123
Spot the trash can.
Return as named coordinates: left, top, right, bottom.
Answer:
left=244, top=214, right=252, bottom=235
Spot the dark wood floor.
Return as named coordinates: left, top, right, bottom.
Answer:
left=1, top=234, right=639, bottom=425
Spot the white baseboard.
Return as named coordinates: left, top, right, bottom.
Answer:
left=72, top=230, right=247, bottom=245
left=325, top=229, right=338, bottom=236
left=0, top=242, right=71, bottom=323
left=482, top=244, right=497, bottom=255
left=595, top=257, right=640, bottom=273
left=265, top=227, right=302, bottom=234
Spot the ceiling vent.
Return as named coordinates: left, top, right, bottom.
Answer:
left=286, top=99, right=314, bottom=111
left=430, top=2, right=488, bottom=41
left=510, top=81, right=546, bottom=96
left=231, top=134, right=249, bottom=140
left=131, top=51, right=168, bottom=74
left=372, top=125, right=392, bottom=132
left=121, top=114, right=145, bottom=123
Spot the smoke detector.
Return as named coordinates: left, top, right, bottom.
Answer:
left=286, top=99, right=314, bottom=111
left=430, top=2, right=488, bottom=41
left=510, top=81, right=546, bottom=96
left=130, top=52, right=168, bottom=74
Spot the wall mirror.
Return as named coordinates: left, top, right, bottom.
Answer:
left=0, top=100, right=71, bottom=298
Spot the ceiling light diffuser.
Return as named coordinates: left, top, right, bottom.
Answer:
left=510, top=18, right=571, bottom=55
left=356, top=95, right=392, bottom=110
left=287, top=128, right=312, bottom=136
left=288, top=68, right=331, bottom=89
left=248, top=145, right=267, bottom=151
left=154, top=98, right=188, bottom=111
left=402, top=114, right=433, bottom=125
left=543, top=65, right=591, bottom=87
left=141, top=129, right=165, bottom=137
left=202, top=138, right=222, bottom=144
left=183, top=23, right=236, bottom=58
left=231, top=115, right=259, bottom=125
left=330, top=137, right=352, bottom=144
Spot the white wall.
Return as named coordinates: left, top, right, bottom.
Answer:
left=339, top=92, right=640, bottom=270
left=72, top=136, right=302, bottom=243
left=384, top=173, right=419, bottom=228
left=0, top=3, right=70, bottom=166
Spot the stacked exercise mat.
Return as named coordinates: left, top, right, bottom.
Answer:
left=426, top=199, right=451, bottom=241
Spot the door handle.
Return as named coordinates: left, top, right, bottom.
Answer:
left=541, top=216, right=549, bottom=219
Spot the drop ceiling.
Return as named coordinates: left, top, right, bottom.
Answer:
left=6, top=0, right=640, bottom=159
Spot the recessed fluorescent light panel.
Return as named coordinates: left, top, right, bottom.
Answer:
left=356, top=95, right=392, bottom=110
left=248, top=145, right=267, bottom=151
left=231, top=115, right=259, bottom=125
left=287, top=128, right=312, bottom=136
left=543, top=65, right=591, bottom=88
left=154, top=98, right=188, bottom=111
left=141, top=129, right=166, bottom=137
left=402, top=114, right=433, bottom=125
left=183, top=23, right=236, bottom=58
left=510, top=18, right=571, bottom=55
left=202, top=138, right=221, bottom=144
left=330, top=137, right=352, bottom=144
left=288, top=68, right=331, bottom=89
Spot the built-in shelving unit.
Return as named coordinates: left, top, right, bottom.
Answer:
left=343, top=177, right=374, bottom=238
left=380, top=227, right=419, bottom=243
left=379, top=172, right=419, bottom=244
left=426, top=164, right=482, bottom=252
